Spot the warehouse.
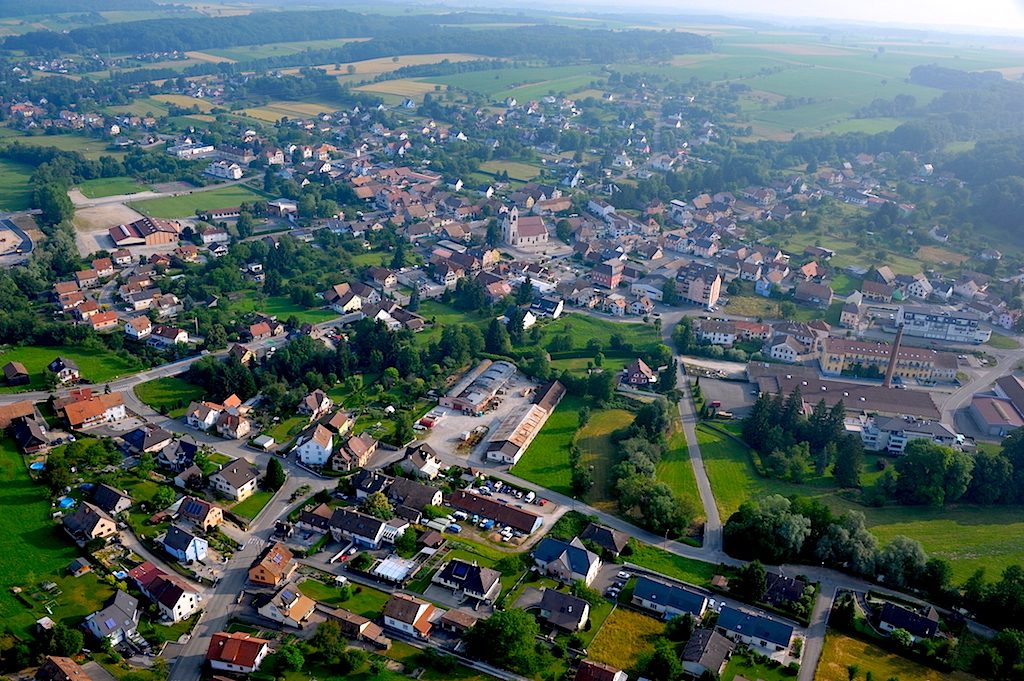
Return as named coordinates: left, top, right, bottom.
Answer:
left=486, top=404, right=549, bottom=465
left=439, top=360, right=516, bottom=414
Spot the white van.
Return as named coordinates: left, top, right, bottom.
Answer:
left=524, top=491, right=536, bottom=504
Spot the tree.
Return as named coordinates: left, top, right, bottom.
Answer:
left=49, top=622, right=84, bottom=656
left=485, top=219, right=500, bottom=247
left=893, top=441, right=973, bottom=506
left=485, top=318, right=512, bottom=355
left=394, top=527, right=417, bottom=555
left=733, top=560, right=767, bottom=602
left=516, top=275, right=535, bottom=305
left=643, top=639, right=682, bottom=681
left=361, top=491, right=394, bottom=519
left=236, top=211, right=255, bottom=239
left=833, top=435, right=864, bottom=488
left=889, top=628, right=913, bottom=648
left=265, top=457, right=287, bottom=491
left=662, top=278, right=680, bottom=306
left=153, top=485, right=176, bottom=508
left=876, top=535, right=927, bottom=589
left=465, top=609, right=540, bottom=674
left=665, top=613, right=695, bottom=641
left=36, top=183, right=74, bottom=226
left=274, top=644, right=304, bottom=672
left=391, top=239, right=408, bottom=269
left=393, top=411, right=414, bottom=445
left=408, top=288, right=420, bottom=312
left=723, top=495, right=811, bottom=563
left=556, top=218, right=572, bottom=243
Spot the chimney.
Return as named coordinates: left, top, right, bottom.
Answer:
left=883, top=323, right=904, bottom=389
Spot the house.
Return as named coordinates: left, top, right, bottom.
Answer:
left=329, top=508, right=389, bottom=548
left=229, top=343, right=257, bottom=366
left=681, top=629, right=735, bottom=678
left=448, top=490, right=544, bottom=534
left=399, top=443, right=442, bottom=479
left=216, top=411, right=252, bottom=440
left=150, top=325, right=189, bottom=346
left=249, top=543, right=297, bottom=587
left=334, top=431, right=379, bottom=471
left=68, top=557, right=93, bottom=578
left=89, top=311, right=119, bottom=333
left=249, top=321, right=273, bottom=341
left=206, top=632, right=271, bottom=674
left=178, top=496, right=223, bottom=531
left=63, top=392, right=126, bottom=429
left=432, top=559, right=501, bottom=604
left=623, top=358, right=657, bottom=386
left=575, top=660, right=628, bottom=681
left=123, top=316, right=152, bottom=341
left=631, top=576, right=708, bottom=620
left=592, top=260, right=624, bottom=289
left=878, top=602, right=939, bottom=641
left=294, top=424, right=334, bottom=466
left=321, top=607, right=391, bottom=647
left=257, top=583, right=317, bottom=628
left=63, top=502, right=118, bottom=541
left=14, top=416, right=49, bottom=454
left=677, top=262, right=722, bottom=308
left=298, top=389, right=333, bottom=420
left=533, top=537, right=602, bottom=586
left=716, top=606, right=794, bottom=655
left=36, top=656, right=93, bottom=681
left=127, top=561, right=201, bottom=622
left=532, top=296, right=564, bottom=319
left=85, top=591, right=139, bottom=645
left=387, top=477, right=443, bottom=513
left=209, top=459, right=260, bottom=501
left=48, top=357, right=80, bottom=384
left=75, top=269, right=99, bottom=289
left=186, top=402, right=221, bottom=430
left=794, top=281, right=834, bottom=309
left=297, top=503, right=334, bottom=534
left=161, top=525, right=208, bottom=563
left=159, top=438, right=199, bottom=471
left=92, top=484, right=132, bottom=515
left=2, top=361, right=29, bottom=386
left=539, top=589, right=590, bottom=631
left=123, top=424, right=172, bottom=454
left=382, top=593, right=436, bottom=638
left=581, top=522, right=626, bottom=557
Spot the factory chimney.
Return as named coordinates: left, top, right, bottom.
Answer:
left=883, top=323, right=904, bottom=389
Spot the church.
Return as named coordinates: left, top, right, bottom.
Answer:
left=501, top=206, right=549, bottom=247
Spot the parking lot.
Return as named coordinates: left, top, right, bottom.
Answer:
left=698, top=378, right=758, bottom=418
left=417, top=371, right=539, bottom=467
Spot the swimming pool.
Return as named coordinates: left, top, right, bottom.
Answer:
left=57, top=497, right=75, bottom=509
left=29, top=462, right=45, bottom=471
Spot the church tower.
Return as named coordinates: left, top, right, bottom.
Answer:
left=502, top=206, right=519, bottom=245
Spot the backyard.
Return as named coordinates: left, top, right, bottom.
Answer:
left=0, top=344, right=143, bottom=391
left=815, top=630, right=979, bottom=681
left=298, top=578, right=391, bottom=618
left=129, top=184, right=268, bottom=219
left=232, top=490, right=276, bottom=521
left=587, top=607, right=664, bottom=673
left=226, top=294, right=339, bottom=325
left=0, top=438, right=113, bottom=636
left=134, top=377, right=205, bottom=418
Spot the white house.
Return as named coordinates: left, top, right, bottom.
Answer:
left=382, top=593, right=435, bottom=639
left=207, top=632, right=270, bottom=674
left=209, top=459, right=260, bottom=502
left=294, top=425, right=334, bottom=466
left=256, top=584, right=317, bottom=628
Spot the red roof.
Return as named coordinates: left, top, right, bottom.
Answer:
left=206, top=632, right=269, bottom=668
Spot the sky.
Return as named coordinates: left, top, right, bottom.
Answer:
left=656, top=0, right=1024, bottom=32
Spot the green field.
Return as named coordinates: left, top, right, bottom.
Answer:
left=588, top=608, right=664, bottom=673
left=628, top=542, right=718, bottom=587
left=2, top=133, right=125, bottom=160
left=512, top=395, right=586, bottom=495
left=0, top=438, right=114, bottom=635
left=478, top=160, right=542, bottom=181
left=205, top=37, right=367, bottom=62
left=538, top=313, right=661, bottom=355
left=129, top=185, right=267, bottom=218
left=987, top=332, right=1020, bottom=350
left=656, top=432, right=703, bottom=521
left=576, top=408, right=634, bottom=507
left=698, top=423, right=1024, bottom=582
left=0, top=158, right=34, bottom=211
left=77, top=176, right=148, bottom=198
left=232, top=490, right=275, bottom=520
left=227, top=295, right=339, bottom=325
left=298, top=579, right=391, bottom=619
left=426, top=64, right=600, bottom=98
left=0, top=344, right=142, bottom=391
left=133, top=377, right=205, bottom=418
left=777, top=230, right=925, bottom=275
left=416, top=300, right=492, bottom=346
left=816, top=630, right=979, bottom=681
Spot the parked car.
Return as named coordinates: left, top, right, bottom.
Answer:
left=616, top=571, right=631, bottom=580
left=447, top=524, right=462, bottom=533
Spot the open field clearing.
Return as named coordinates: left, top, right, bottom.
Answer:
left=206, top=37, right=370, bottom=62
left=134, top=377, right=205, bottom=418
left=77, top=177, right=149, bottom=199
left=2, top=133, right=124, bottom=160
left=816, top=630, right=978, bottom=681
left=589, top=608, right=664, bottom=672
left=240, top=100, right=344, bottom=121
left=0, top=345, right=141, bottom=391
left=152, top=94, right=218, bottom=112
left=129, top=184, right=267, bottom=218
left=73, top=202, right=145, bottom=233
left=0, top=158, right=33, bottom=211
left=577, top=408, right=634, bottom=507
left=478, top=160, right=542, bottom=181
left=354, top=79, right=441, bottom=100
left=184, top=50, right=236, bottom=63
left=285, top=53, right=488, bottom=83
left=512, top=395, right=586, bottom=496
left=916, top=245, right=969, bottom=265
left=656, top=432, right=703, bottom=521
left=776, top=232, right=924, bottom=274
left=427, top=64, right=600, bottom=97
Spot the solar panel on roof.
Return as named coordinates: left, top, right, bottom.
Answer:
left=104, top=618, right=116, bottom=630
left=452, top=562, right=469, bottom=579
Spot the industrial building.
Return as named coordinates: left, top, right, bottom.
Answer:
left=486, top=380, right=566, bottom=465
left=439, top=360, right=516, bottom=414
left=819, top=338, right=958, bottom=383
left=897, top=305, right=991, bottom=344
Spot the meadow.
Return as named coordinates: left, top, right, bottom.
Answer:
left=205, top=37, right=370, bottom=62
left=537, top=313, right=661, bottom=355
left=588, top=608, right=664, bottom=673
left=129, top=184, right=267, bottom=218
left=512, top=395, right=586, bottom=496
left=133, top=377, right=205, bottom=418
left=0, top=344, right=142, bottom=391
left=0, top=438, right=113, bottom=636
left=656, top=432, right=703, bottom=522
left=815, top=630, right=978, bottom=681
left=2, top=133, right=125, bottom=160
left=698, top=423, right=1024, bottom=582
left=776, top=231, right=925, bottom=275
left=226, top=294, right=339, bottom=325
left=426, top=64, right=601, bottom=98
left=575, top=408, right=634, bottom=507
left=478, top=160, right=542, bottom=181
left=0, top=158, right=34, bottom=211
left=77, top=176, right=148, bottom=199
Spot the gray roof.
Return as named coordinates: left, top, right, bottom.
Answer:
left=214, top=459, right=259, bottom=488
left=682, top=629, right=734, bottom=671
left=633, top=576, right=707, bottom=616
left=539, top=589, right=588, bottom=630
left=533, top=537, right=599, bottom=575
left=163, top=525, right=200, bottom=552
left=717, top=606, right=793, bottom=647
left=89, top=590, right=138, bottom=637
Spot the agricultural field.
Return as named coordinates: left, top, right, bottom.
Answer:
left=0, top=438, right=114, bottom=636
left=133, top=377, right=205, bottom=418
left=205, top=37, right=370, bottom=62
left=77, top=176, right=149, bottom=199
left=129, top=184, right=267, bottom=218
left=478, top=160, right=542, bottom=181
left=152, top=94, right=218, bottom=112
left=576, top=408, right=634, bottom=507
left=426, top=64, right=602, bottom=99
left=512, top=395, right=587, bottom=496
left=2, top=133, right=126, bottom=160
left=698, top=423, right=1024, bottom=582
left=353, top=78, right=442, bottom=103
left=0, top=344, right=142, bottom=391
left=240, top=100, right=345, bottom=122
left=588, top=608, right=664, bottom=672
left=328, top=53, right=487, bottom=84
left=815, top=630, right=978, bottom=681
left=0, top=158, right=34, bottom=211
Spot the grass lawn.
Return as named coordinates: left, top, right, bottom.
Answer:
left=538, top=313, right=660, bottom=355
left=298, top=579, right=391, bottom=618
left=722, top=653, right=793, bottom=681
left=350, top=250, right=388, bottom=267
left=264, top=415, right=309, bottom=445
left=137, top=612, right=198, bottom=644
left=0, top=157, right=34, bottom=211
left=478, top=160, right=542, bottom=181
left=827, top=272, right=860, bottom=296
left=0, top=344, right=142, bottom=391
left=656, top=432, right=703, bottom=520
left=627, top=542, right=718, bottom=587
left=133, top=377, right=204, bottom=418
left=3, top=133, right=125, bottom=160
left=588, top=608, right=664, bottom=673
left=987, top=332, right=1020, bottom=350
left=577, top=408, right=633, bottom=506
left=815, top=630, right=978, bottom=681
left=512, top=395, right=587, bottom=496
left=129, top=184, right=267, bottom=219
left=0, top=438, right=114, bottom=635
left=724, top=294, right=781, bottom=319
left=578, top=598, right=615, bottom=647
left=416, top=300, right=492, bottom=347
left=777, top=232, right=923, bottom=275
left=77, top=176, right=148, bottom=198
left=232, top=490, right=275, bottom=520
left=228, top=295, right=338, bottom=325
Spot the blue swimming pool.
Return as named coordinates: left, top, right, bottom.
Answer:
left=29, top=461, right=45, bottom=471
left=57, top=496, right=75, bottom=509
